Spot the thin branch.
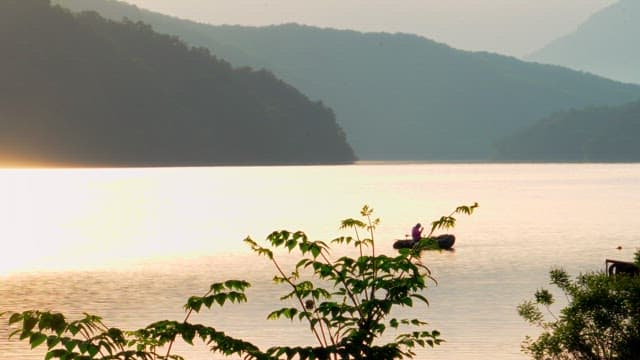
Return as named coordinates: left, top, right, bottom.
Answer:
left=320, top=251, right=364, bottom=319
left=165, top=288, right=213, bottom=359
left=366, top=213, right=377, bottom=302
left=353, top=227, right=369, bottom=302
left=271, top=256, right=326, bottom=347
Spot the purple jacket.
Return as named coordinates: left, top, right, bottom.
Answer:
left=411, top=224, right=422, bottom=241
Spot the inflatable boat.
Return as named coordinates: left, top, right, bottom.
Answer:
left=393, top=234, right=456, bottom=250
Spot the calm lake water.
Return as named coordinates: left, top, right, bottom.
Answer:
left=1, top=163, right=639, bottom=359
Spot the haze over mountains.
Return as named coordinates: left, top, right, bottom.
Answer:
left=528, top=0, right=640, bottom=85
left=109, top=0, right=618, bottom=59
left=0, top=0, right=355, bottom=167
left=495, top=99, right=640, bottom=162
left=56, top=0, right=640, bottom=162
left=4, top=0, right=639, bottom=165
left=500, top=0, right=640, bottom=162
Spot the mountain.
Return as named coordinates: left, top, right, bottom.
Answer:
left=55, top=0, right=640, bottom=161
left=0, top=0, right=355, bottom=167
left=494, top=100, right=640, bottom=162
left=527, top=0, right=640, bottom=85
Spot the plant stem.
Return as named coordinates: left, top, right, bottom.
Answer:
left=164, top=289, right=212, bottom=359
left=320, top=252, right=364, bottom=319
left=271, top=256, right=326, bottom=347
left=353, top=227, right=369, bottom=302
left=366, top=214, right=377, bottom=302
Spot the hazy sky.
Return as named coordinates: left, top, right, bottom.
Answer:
left=121, top=0, right=615, bottom=57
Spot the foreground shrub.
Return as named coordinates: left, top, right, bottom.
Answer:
left=4, top=203, right=477, bottom=359
left=518, top=265, right=640, bottom=360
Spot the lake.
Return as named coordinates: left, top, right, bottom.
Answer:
left=1, top=163, right=639, bottom=359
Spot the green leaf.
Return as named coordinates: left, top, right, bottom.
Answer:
left=46, top=336, right=60, bottom=349
left=210, top=282, right=224, bottom=293
left=534, top=289, right=554, bottom=306
left=339, top=218, right=366, bottom=230
left=9, top=329, right=21, bottom=339
left=68, top=324, right=80, bottom=336
left=23, top=315, right=38, bottom=333
left=87, top=344, right=100, bottom=357
left=203, top=295, right=214, bottom=308
left=78, top=341, right=88, bottom=354
left=182, top=327, right=195, bottom=345
left=310, top=245, right=321, bottom=258
left=63, top=338, right=76, bottom=352
left=214, top=293, right=227, bottom=306
left=9, top=313, right=23, bottom=325
left=266, top=310, right=280, bottom=320
left=410, top=293, right=430, bottom=306
left=50, top=314, right=67, bottom=335
left=549, top=268, right=571, bottom=290
left=517, top=300, right=544, bottom=325
left=45, top=349, right=69, bottom=360
left=30, top=333, right=47, bottom=349
left=186, top=297, right=203, bottom=312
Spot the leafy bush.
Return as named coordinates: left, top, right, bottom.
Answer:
left=4, top=203, right=477, bottom=359
left=518, top=267, right=640, bottom=360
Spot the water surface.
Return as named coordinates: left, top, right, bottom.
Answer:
left=1, top=163, right=638, bottom=359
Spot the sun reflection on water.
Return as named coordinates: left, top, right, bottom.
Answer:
left=1, top=164, right=640, bottom=359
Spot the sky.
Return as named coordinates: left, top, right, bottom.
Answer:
left=120, top=0, right=616, bottom=57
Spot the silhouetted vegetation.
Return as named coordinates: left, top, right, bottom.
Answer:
left=519, top=263, right=640, bottom=359
left=494, top=99, right=640, bottom=162
left=54, top=0, right=640, bottom=161
left=0, top=0, right=355, bottom=167
left=4, top=204, right=478, bottom=359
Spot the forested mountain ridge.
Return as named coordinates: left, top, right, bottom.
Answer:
left=528, top=0, right=640, bottom=85
left=55, top=0, right=640, bottom=161
left=494, top=99, right=640, bottom=162
left=0, top=0, right=355, bottom=167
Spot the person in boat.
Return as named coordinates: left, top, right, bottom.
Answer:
left=411, top=223, right=423, bottom=242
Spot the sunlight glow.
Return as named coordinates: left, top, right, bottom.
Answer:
left=0, top=167, right=282, bottom=274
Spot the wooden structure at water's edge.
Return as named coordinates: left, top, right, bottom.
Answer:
left=606, top=259, right=640, bottom=276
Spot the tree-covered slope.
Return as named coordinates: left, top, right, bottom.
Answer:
left=55, top=0, right=640, bottom=161
left=0, top=0, right=355, bottom=167
left=494, top=100, right=640, bottom=162
left=528, top=0, right=640, bottom=85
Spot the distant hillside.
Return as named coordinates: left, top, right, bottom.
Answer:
left=494, top=100, right=640, bottom=162
left=528, top=0, right=640, bottom=85
left=55, top=0, right=640, bottom=161
left=0, top=0, right=355, bottom=167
